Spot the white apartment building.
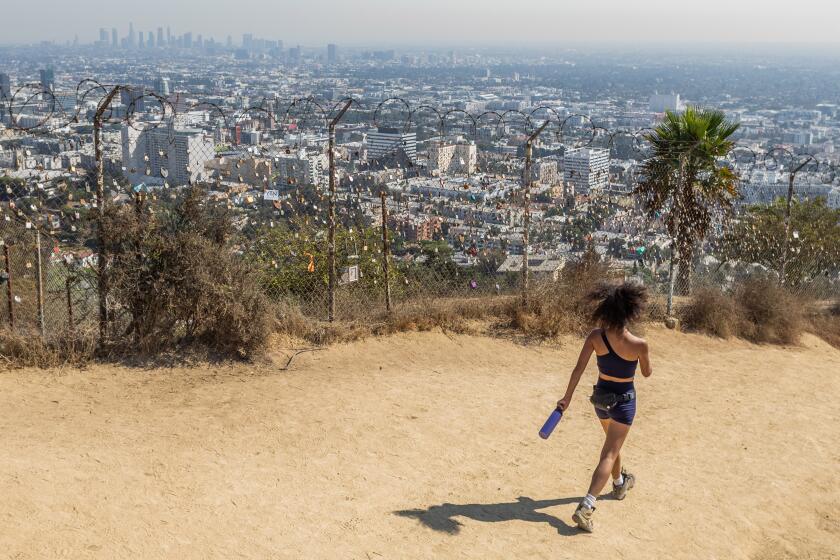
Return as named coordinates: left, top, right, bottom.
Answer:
left=564, top=147, right=610, bottom=194
left=121, top=124, right=214, bottom=186
left=428, top=138, right=477, bottom=175
left=366, top=127, right=417, bottom=162
left=275, top=149, right=329, bottom=186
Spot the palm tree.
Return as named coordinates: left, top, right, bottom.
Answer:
left=636, top=106, right=740, bottom=294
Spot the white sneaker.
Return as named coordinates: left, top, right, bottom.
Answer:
left=572, top=502, right=595, bottom=532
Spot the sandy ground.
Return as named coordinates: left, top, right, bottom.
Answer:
left=1, top=327, right=839, bottom=559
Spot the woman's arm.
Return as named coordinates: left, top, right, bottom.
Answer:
left=638, top=340, right=652, bottom=377
left=557, top=331, right=596, bottom=411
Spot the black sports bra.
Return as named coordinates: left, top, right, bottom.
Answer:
left=596, top=330, right=638, bottom=379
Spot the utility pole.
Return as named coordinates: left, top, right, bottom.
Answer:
left=93, top=86, right=121, bottom=342
left=522, top=120, right=550, bottom=308
left=327, top=98, right=353, bottom=322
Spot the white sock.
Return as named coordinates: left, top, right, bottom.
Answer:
left=613, top=473, right=624, bottom=487
left=582, top=494, right=597, bottom=509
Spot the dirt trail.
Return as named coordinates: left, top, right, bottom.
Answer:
left=1, top=327, right=838, bottom=559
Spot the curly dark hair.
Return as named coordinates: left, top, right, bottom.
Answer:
left=586, top=282, right=648, bottom=331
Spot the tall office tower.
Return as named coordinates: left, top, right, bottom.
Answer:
left=0, top=73, right=9, bottom=119
left=120, top=88, right=146, bottom=112
left=327, top=43, right=337, bottom=64
left=138, top=32, right=145, bottom=48
left=563, top=147, right=610, bottom=195
left=183, top=32, right=192, bottom=48
left=226, top=35, right=233, bottom=48
left=242, top=33, right=253, bottom=49
left=366, top=127, right=417, bottom=163
left=128, top=22, right=136, bottom=48
left=0, top=73, right=10, bottom=99
left=157, top=27, right=164, bottom=47
left=288, top=46, right=301, bottom=65
left=39, top=68, right=55, bottom=92
left=649, top=92, right=682, bottom=113
left=99, top=28, right=108, bottom=43
left=147, top=31, right=154, bottom=48
left=153, top=76, right=170, bottom=96
left=196, top=34, right=203, bottom=48
left=112, top=28, right=118, bottom=48
left=121, top=124, right=146, bottom=173
left=166, top=26, right=171, bottom=45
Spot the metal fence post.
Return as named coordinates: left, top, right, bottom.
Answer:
left=522, top=141, right=531, bottom=308
left=93, top=86, right=121, bottom=342
left=380, top=190, right=392, bottom=313
left=667, top=248, right=676, bottom=317
left=521, top=120, right=550, bottom=308
left=4, top=244, right=14, bottom=330
left=779, top=157, right=813, bottom=286
left=328, top=99, right=353, bottom=322
left=35, top=230, right=45, bottom=338
left=66, top=275, right=74, bottom=333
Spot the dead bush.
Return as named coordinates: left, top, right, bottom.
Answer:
left=270, top=296, right=515, bottom=346
left=735, top=276, right=803, bottom=345
left=680, top=276, right=804, bottom=345
left=509, top=247, right=611, bottom=338
left=375, top=296, right=510, bottom=336
left=680, top=285, right=739, bottom=338
left=0, top=327, right=97, bottom=369
left=100, top=188, right=272, bottom=359
left=805, top=300, right=840, bottom=349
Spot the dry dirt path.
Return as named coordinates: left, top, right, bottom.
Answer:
left=1, top=327, right=838, bottom=559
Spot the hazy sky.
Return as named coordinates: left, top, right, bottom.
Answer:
left=6, top=0, right=840, bottom=46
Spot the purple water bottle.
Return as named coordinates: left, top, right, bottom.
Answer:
left=539, top=407, right=564, bottom=439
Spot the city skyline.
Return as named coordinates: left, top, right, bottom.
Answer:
left=3, top=0, right=840, bottom=46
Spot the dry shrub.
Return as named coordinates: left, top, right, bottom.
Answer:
left=735, top=276, right=803, bottom=344
left=101, top=188, right=272, bottom=359
left=0, top=327, right=97, bottom=369
left=375, top=296, right=511, bottom=336
left=805, top=300, right=840, bottom=349
left=681, top=285, right=739, bottom=338
left=271, top=296, right=515, bottom=346
left=509, top=249, right=611, bottom=338
left=272, top=301, right=370, bottom=345
left=680, top=276, right=804, bottom=345
left=274, top=300, right=315, bottom=340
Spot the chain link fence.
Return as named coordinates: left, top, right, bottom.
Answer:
left=1, top=81, right=838, bottom=344
left=0, top=216, right=98, bottom=338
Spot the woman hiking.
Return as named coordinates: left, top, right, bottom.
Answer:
left=556, top=282, right=653, bottom=532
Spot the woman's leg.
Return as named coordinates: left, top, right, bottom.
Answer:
left=598, top=419, right=622, bottom=480
left=587, top=420, right=631, bottom=497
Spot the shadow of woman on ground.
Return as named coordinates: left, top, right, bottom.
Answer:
left=394, top=496, right=582, bottom=536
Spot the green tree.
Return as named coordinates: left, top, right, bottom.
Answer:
left=717, top=197, right=840, bottom=286
left=636, top=106, right=740, bottom=294
left=247, top=223, right=399, bottom=301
